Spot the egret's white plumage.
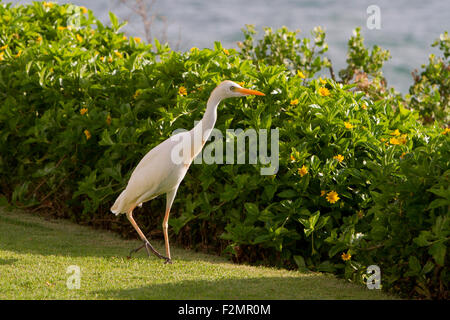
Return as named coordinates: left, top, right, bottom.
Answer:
left=110, top=134, right=188, bottom=214
left=111, top=80, right=264, bottom=263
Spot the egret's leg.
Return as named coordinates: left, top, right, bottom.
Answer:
left=126, top=207, right=168, bottom=261
left=162, top=189, right=178, bottom=264
left=162, top=209, right=172, bottom=264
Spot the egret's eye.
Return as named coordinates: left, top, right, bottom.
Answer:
left=230, top=86, right=235, bottom=91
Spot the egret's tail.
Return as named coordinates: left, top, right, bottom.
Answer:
left=110, top=189, right=127, bottom=215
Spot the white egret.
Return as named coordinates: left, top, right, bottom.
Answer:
left=111, top=80, right=265, bottom=264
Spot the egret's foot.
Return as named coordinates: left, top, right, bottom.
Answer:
left=164, top=258, right=173, bottom=264
left=127, top=242, right=146, bottom=259
left=127, top=240, right=166, bottom=260
left=144, top=241, right=168, bottom=260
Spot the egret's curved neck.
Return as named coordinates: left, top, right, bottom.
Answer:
left=193, top=88, right=222, bottom=140
left=188, top=89, right=222, bottom=160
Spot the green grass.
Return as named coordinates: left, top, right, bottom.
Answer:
left=0, top=207, right=396, bottom=300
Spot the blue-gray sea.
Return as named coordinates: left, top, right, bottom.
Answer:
left=7, top=0, right=450, bottom=93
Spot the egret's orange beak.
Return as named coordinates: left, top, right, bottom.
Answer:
left=236, top=87, right=265, bottom=96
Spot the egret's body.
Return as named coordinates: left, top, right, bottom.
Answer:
left=111, top=80, right=264, bottom=263
left=111, top=134, right=189, bottom=212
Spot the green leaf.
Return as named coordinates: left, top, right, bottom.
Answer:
left=328, top=243, right=346, bottom=258
left=422, top=260, right=435, bottom=274
left=428, top=242, right=446, bottom=266
left=99, top=129, right=114, bottom=146
left=309, top=211, right=320, bottom=229
left=428, top=198, right=449, bottom=209
left=427, top=186, right=449, bottom=199
left=408, top=256, right=421, bottom=274
left=244, top=203, right=259, bottom=216
left=414, top=231, right=433, bottom=247
left=277, top=189, right=298, bottom=198
left=293, top=255, right=309, bottom=272
left=109, top=12, right=119, bottom=30
left=220, top=185, right=239, bottom=202
left=304, top=228, right=313, bottom=237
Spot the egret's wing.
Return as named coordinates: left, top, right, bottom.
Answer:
left=111, top=131, right=189, bottom=214
left=128, top=132, right=189, bottom=196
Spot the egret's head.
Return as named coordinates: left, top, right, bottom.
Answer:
left=215, top=80, right=265, bottom=99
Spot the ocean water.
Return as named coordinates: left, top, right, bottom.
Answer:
left=7, top=0, right=450, bottom=93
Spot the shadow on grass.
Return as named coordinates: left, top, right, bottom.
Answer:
left=92, top=277, right=389, bottom=300
left=0, top=258, right=18, bottom=265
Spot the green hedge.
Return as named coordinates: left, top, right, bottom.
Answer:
left=0, top=2, right=448, bottom=299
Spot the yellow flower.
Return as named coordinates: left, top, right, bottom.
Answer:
left=290, top=99, right=299, bottom=106
left=100, top=56, right=105, bottom=62
left=341, top=252, right=351, bottom=261
left=320, top=190, right=326, bottom=197
left=361, top=103, right=367, bottom=110
left=122, top=35, right=128, bottom=41
left=43, top=2, right=54, bottom=9
left=390, top=129, right=401, bottom=136
left=108, top=57, right=113, bottom=63
left=319, top=77, right=327, bottom=84
left=37, top=36, right=43, bottom=42
left=237, top=81, right=245, bottom=87
left=133, top=37, right=141, bottom=43
left=223, top=48, right=230, bottom=55
left=80, top=108, right=88, bottom=115
left=400, top=152, right=407, bottom=159
left=106, top=114, right=112, bottom=125
left=399, top=135, right=408, bottom=145
left=0, top=52, right=4, bottom=61
left=178, top=86, right=187, bottom=96
left=76, top=34, right=83, bottom=43
left=114, top=51, right=123, bottom=58
left=57, top=26, right=67, bottom=31
left=441, top=128, right=450, bottom=135
left=297, top=70, right=306, bottom=79
left=15, top=50, right=22, bottom=58
left=133, top=89, right=142, bottom=99
left=318, top=87, right=330, bottom=97
left=326, top=191, right=340, bottom=204
left=190, top=47, right=199, bottom=52
left=390, top=135, right=407, bottom=145
left=80, top=6, right=88, bottom=14
left=84, top=129, right=91, bottom=140
left=344, top=122, right=354, bottom=129
left=0, top=44, right=8, bottom=51
left=290, top=155, right=296, bottom=162
left=298, top=165, right=308, bottom=177
left=333, top=154, right=344, bottom=162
